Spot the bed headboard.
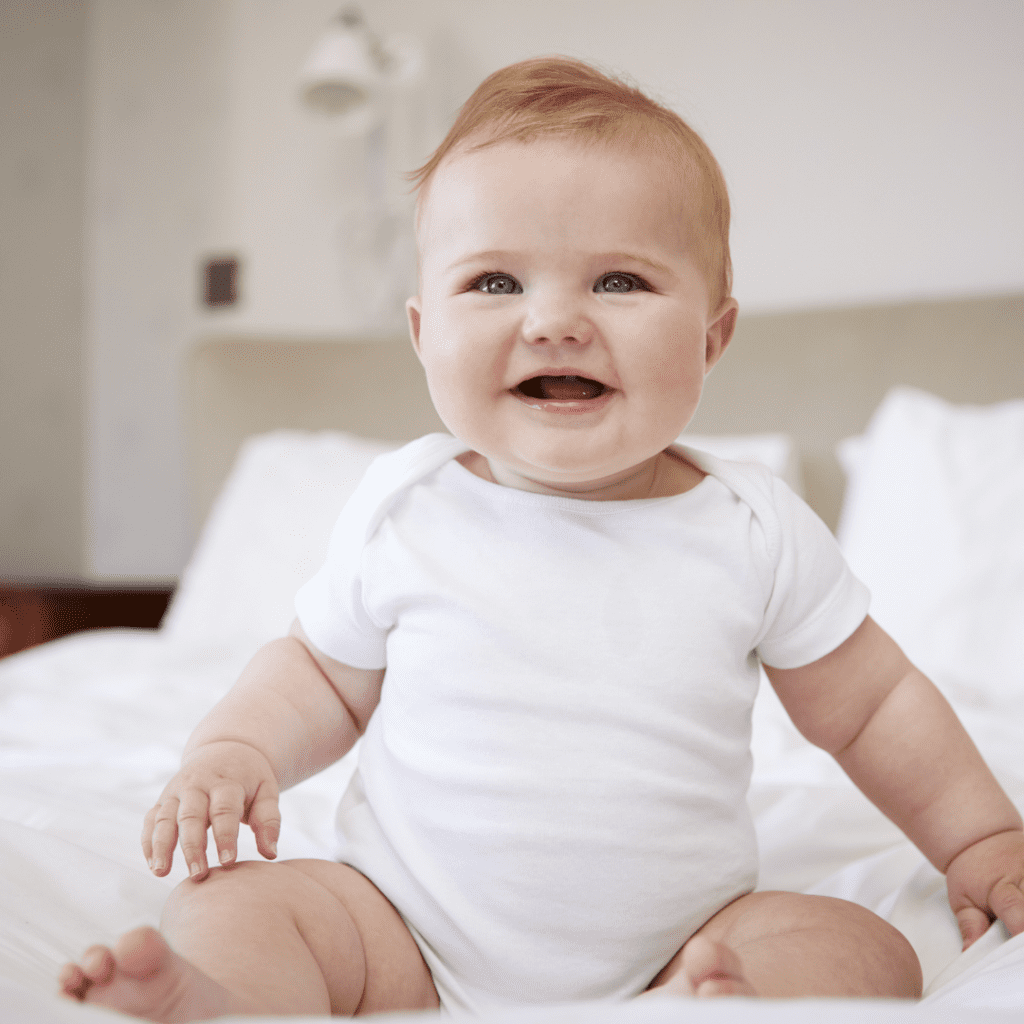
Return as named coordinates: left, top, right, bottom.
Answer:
left=182, top=292, right=1023, bottom=538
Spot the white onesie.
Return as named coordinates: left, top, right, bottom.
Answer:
left=295, top=434, right=869, bottom=1012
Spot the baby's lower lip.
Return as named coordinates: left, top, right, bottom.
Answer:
left=509, top=386, right=616, bottom=414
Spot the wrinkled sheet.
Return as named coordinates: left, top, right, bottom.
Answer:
left=2, top=628, right=1023, bottom=1022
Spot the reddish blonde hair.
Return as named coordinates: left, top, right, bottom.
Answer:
left=409, top=56, right=732, bottom=310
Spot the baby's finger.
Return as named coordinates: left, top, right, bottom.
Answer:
left=176, top=791, right=211, bottom=880
left=989, top=879, right=1024, bottom=938
left=141, top=804, right=158, bottom=863
left=956, top=906, right=992, bottom=950
left=148, top=799, right=180, bottom=875
left=208, top=782, right=245, bottom=867
left=247, top=788, right=282, bottom=861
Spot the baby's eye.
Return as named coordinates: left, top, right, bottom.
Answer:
left=594, top=272, right=649, bottom=293
left=471, top=273, right=522, bottom=295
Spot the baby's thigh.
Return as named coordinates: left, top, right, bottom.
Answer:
left=161, top=858, right=437, bottom=1015
left=650, top=890, right=922, bottom=999
left=287, top=859, right=440, bottom=1014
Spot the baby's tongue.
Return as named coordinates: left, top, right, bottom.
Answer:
left=536, top=375, right=604, bottom=400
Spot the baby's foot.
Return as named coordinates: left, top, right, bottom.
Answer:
left=682, top=935, right=757, bottom=998
left=59, top=926, right=247, bottom=1022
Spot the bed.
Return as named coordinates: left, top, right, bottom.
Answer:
left=2, top=292, right=1023, bottom=1022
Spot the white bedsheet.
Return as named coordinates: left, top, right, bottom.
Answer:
left=4, top=407, right=1023, bottom=1021
left=2, top=627, right=1023, bottom=1022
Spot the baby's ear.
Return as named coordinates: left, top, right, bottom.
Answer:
left=705, top=298, right=738, bottom=372
left=406, top=297, right=423, bottom=357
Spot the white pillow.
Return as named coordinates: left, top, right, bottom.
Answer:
left=162, top=431, right=400, bottom=654
left=678, top=432, right=804, bottom=496
left=164, top=430, right=802, bottom=656
left=836, top=387, right=1024, bottom=703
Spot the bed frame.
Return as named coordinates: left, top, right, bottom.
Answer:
left=182, top=292, right=1023, bottom=538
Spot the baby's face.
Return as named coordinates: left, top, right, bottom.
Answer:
left=407, top=137, right=736, bottom=497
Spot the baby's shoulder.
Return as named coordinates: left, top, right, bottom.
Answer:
left=672, top=444, right=782, bottom=508
left=338, top=433, right=468, bottom=543
left=672, top=445, right=821, bottom=572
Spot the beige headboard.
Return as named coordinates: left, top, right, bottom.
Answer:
left=182, top=292, right=1023, bottom=538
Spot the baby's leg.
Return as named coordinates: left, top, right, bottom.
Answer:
left=644, top=891, right=922, bottom=1000
left=60, top=859, right=438, bottom=1021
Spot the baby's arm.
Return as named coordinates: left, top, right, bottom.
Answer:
left=764, top=616, right=1024, bottom=948
left=143, top=620, right=383, bottom=881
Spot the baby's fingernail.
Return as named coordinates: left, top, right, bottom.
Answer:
left=268, top=841, right=278, bottom=857
left=153, top=858, right=165, bottom=872
left=189, top=862, right=202, bottom=878
left=219, top=849, right=235, bottom=865
left=146, top=858, right=153, bottom=870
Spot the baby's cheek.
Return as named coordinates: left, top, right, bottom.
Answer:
left=422, top=372, right=487, bottom=442
left=635, top=367, right=706, bottom=437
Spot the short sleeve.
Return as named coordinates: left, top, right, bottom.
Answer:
left=754, top=477, right=870, bottom=669
left=294, top=433, right=469, bottom=669
left=294, top=479, right=389, bottom=670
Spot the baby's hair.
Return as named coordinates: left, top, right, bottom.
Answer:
left=408, top=56, right=732, bottom=310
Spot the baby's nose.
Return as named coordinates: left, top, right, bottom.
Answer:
left=521, top=291, right=594, bottom=346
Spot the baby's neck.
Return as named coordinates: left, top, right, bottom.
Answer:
left=458, top=449, right=705, bottom=501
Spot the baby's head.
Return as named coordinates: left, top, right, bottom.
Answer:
left=410, top=56, right=732, bottom=313
left=406, top=57, right=738, bottom=499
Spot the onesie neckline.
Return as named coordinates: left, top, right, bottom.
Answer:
left=438, top=445, right=720, bottom=516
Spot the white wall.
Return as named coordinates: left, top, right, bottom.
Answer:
left=84, top=0, right=231, bottom=582
left=0, top=0, right=87, bottom=581
left=85, top=0, right=1024, bottom=580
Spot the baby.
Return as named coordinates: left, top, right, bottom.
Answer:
left=62, top=57, right=1024, bottom=1020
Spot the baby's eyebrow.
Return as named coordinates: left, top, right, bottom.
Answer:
left=444, top=250, right=674, bottom=276
left=445, top=250, right=513, bottom=273
left=599, top=251, right=674, bottom=277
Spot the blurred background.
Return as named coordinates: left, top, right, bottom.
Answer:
left=1, top=0, right=1021, bottom=643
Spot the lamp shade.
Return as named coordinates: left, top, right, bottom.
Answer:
left=299, top=8, right=425, bottom=137
left=298, top=9, right=384, bottom=116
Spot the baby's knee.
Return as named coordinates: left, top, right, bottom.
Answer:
left=861, top=909, right=922, bottom=999
left=161, top=861, right=290, bottom=924
left=790, top=895, right=923, bottom=999
left=703, top=891, right=922, bottom=999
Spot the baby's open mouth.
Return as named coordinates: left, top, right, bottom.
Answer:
left=514, top=375, right=608, bottom=401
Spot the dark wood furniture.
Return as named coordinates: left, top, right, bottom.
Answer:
left=0, top=584, right=174, bottom=659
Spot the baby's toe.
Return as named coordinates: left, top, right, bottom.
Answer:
left=81, top=945, right=116, bottom=985
left=111, top=926, right=171, bottom=980
left=58, top=962, right=90, bottom=1000
left=59, top=945, right=116, bottom=1001
left=684, top=936, right=756, bottom=998
left=694, top=975, right=756, bottom=998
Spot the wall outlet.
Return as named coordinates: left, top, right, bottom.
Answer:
left=203, top=256, right=239, bottom=306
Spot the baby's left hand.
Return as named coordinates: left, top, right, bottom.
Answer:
left=946, top=829, right=1024, bottom=949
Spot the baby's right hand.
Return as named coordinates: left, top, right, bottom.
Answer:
left=142, top=740, right=281, bottom=881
